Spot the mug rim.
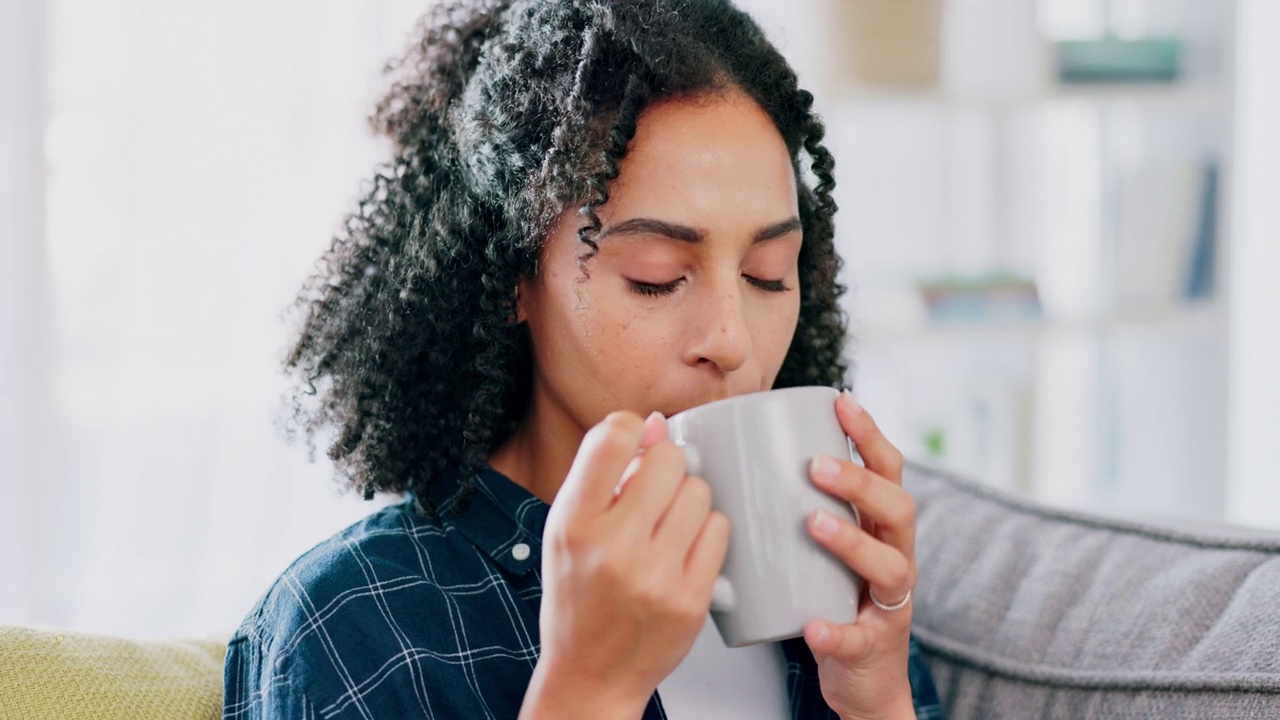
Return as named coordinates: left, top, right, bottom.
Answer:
left=667, top=384, right=841, bottom=421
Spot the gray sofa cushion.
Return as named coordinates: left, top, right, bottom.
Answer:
left=905, top=461, right=1280, bottom=719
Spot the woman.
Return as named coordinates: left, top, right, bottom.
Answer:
left=223, top=0, right=943, bottom=718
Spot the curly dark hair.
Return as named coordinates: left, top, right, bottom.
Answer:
left=285, top=0, right=848, bottom=510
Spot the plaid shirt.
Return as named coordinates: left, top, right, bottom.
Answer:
left=223, top=466, right=944, bottom=719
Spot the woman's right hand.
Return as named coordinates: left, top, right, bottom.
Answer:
left=521, top=410, right=731, bottom=719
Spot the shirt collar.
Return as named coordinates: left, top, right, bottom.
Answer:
left=429, top=466, right=548, bottom=577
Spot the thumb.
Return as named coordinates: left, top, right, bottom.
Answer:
left=639, top=411, right=668, bottom=449
left=613, top=412, right=668, bottom=499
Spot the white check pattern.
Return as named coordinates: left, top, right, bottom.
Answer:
left=222, top=467, right=944, bottom=719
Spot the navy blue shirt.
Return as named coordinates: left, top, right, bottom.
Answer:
left=223, top=466, right=943, bottom=718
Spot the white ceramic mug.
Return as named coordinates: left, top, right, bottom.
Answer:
left=666, top=385, right=863, bottom=648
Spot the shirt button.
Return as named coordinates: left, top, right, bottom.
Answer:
left=511, top=543, right=531, bottom=561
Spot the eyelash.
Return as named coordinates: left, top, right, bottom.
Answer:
left=628, top=275, right=792, bottom=297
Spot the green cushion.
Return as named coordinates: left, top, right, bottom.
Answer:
left=0, top=625, right=226, bottom=720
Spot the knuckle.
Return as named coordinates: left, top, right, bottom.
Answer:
left=634, top=570, right=674, bottom=610
left=602, top=410, right=643, bottom=430
left=708, top=510, right=731, bottom=539
left=595, top=546, right=632, bottom=582
left=550, top=521, right=585, bottom=553
left=888, top=493, right=917, bottom=529
left=681, top=475, right=713, bottom=512
left=902, top=492, right=917, bottom=520
left=834, top=519, right=861, bottom=550
left=851, top=465, right=872, bottom=493
left=596, top=412, right=645, bottom=440
left=884, top=559, right=911, bottom=591
left=592, top=412, right=643, bottom=448
left=676, top=594, right=709, bottom=622
left=839, top=627, right=869, bottom=658
left=698, top=512, right=732, bottom=558
left=645, top=440, right=686, bottom=472
left=829, top=515, right=860, bottom=548
left=886, top=448, right=905, bottom=477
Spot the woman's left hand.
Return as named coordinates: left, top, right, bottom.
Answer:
left=805, top=391, right=918, bottom=720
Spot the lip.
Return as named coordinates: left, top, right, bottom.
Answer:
left=660, top=386, right=762, bottom=417
left=658, top=400, right=716, bottom=418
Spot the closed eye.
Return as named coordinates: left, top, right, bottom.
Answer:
left=628, top=275, right=790, bottom=296
left=629, top=277, right=685, bottom=296
left=745, top=275, right=791, bottom=293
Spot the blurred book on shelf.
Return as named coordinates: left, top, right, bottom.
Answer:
left=1185, top=160, right=1218, bottom=301
left=837, top=0, right=941, bottom=88
left=915, top=272, right=1042, bottom=324
left=1114, top=157, right=1219, bottom=313
left=1055, top=37, right=1184, bottom=84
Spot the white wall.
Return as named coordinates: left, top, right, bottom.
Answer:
left=731, top=0, right=832, bottom=95
left=0, top=0, right=50, bottom=625
left=3, top=0, right=427, bottom=638
left=1226, top=0, right=1280, bottom=528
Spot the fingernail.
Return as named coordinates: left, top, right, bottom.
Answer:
left=814, top=621, right=833, bottom=644
left=810, top=454, right=840, bottom=482
left=841, top=390, right=863, bottom=415
left=811, top=508, right=838, bottom=538
left=640, top=411, right=666, bottom=445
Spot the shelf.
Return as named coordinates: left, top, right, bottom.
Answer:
left=831, top=83, right=1226, bottom=113
left=853, top=302, right=1225, bottom=345
left=819, top=0, right=1242, bottom=528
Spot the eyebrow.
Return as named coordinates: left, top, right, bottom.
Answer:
left=598, top=216, right=802, bottom=245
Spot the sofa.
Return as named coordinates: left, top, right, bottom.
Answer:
left=907, top=460, right=1280, bottom=718
left=0, top=625, right=225, bottom=719
left=3, top=461, right=1278, bottom=718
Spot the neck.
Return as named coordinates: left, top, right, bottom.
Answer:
left=488, top=393, right=584, bottom=506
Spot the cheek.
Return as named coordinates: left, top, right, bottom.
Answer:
left=755, top=293, right=802, bottom=367
left=588, top=312, right=678, bottom=375
left=543, top=283, right=676, bottom=383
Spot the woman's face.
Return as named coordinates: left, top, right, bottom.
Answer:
left=518, top=87, right=802, bottom=434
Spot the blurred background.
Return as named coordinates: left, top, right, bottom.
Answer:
left=2, top=0, right=1277, bottom=640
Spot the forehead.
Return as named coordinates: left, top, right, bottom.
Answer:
left=600, top=89, right=799, bottom=228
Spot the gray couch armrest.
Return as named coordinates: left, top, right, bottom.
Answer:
left=905, top=461, right=1280, bottom=719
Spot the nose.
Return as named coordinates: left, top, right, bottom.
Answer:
left=681, top=282, right=751, bottom=374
